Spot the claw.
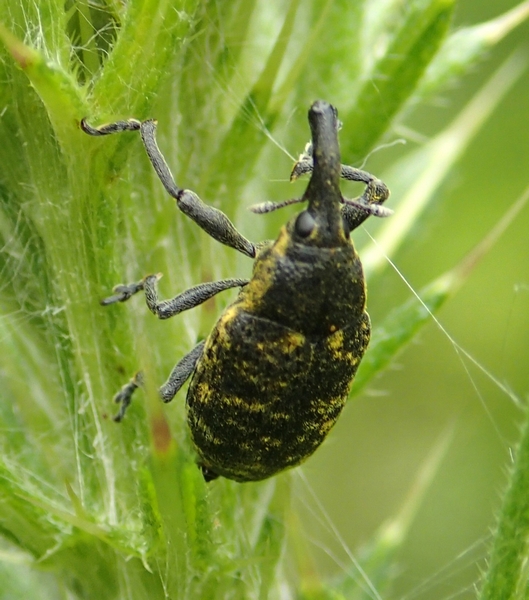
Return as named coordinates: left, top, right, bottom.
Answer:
left=342, top=197, right=394, bottom=218
left=100, top=280, right=147, bottom=305
left=112, top=372, right=144, bottom=422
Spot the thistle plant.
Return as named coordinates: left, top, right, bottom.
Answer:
left=0, top=1, right=528, bottom=598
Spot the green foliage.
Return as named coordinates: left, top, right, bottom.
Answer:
left=0, top=0, right=527, bottom=598
left=479, top=404, right=529, bottom=600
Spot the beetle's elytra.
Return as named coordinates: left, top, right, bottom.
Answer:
left=82, top=100, right=391, bottom=482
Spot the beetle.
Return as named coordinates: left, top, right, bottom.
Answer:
left=81, top=100, right=390, bottom=482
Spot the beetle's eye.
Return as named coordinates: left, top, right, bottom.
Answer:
left=342, top=215, right=350, bottom=238
left=295, top=211, right=315, bottom=237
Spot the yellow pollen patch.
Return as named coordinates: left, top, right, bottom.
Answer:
left=271, top=412, right=291, bottom=422
left=222, top=395, right=266, bottom=413
left=327, top=329, right=345, bottom=356
left=320, top=419, right=336, bottom=434
left=197, top=418, right=221, bottom=444
left=283, top=330, right=305, bottom=352
left=194, top=382, right=212, bottom=403
left=218, top=305, right=238, bottom=326
left=272, top=226, right=290, bottom=257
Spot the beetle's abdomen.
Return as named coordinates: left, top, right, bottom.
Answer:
left=186, top=308, right=370, bottom=482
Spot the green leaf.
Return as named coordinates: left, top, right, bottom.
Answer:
left=342, top=0, right=456, bottom=161
left=0, top=23, right=86, bottom=147
left=90, top=0, right=199, bottom=118
left=418, top=0, right=529, bottom=99
left=0, top=1, right=526, bottom=598
left=354, top=183, right=529, bottom=396
left=479, top=406, right=529, bottom=599
left=361, top=50, right=527, bottom=276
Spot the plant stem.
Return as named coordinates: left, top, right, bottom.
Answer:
left=479, top=408, right=529, bottom=600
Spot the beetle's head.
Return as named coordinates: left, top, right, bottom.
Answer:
left=293, top=100, right=344, bottom=248
left=250, top=100, right=390, bottom=250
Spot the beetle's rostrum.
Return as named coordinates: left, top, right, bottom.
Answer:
left=82, top=100, right=391, bottom=482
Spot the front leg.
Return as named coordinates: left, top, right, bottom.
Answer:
left=290, top=144, right=391, bottom=221
left=291, top=147, right=389, bottom=201
left=81, top=118, right=256, bottom=258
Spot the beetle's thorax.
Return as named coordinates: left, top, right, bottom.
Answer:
left=237, top=233, right=365, bottom=337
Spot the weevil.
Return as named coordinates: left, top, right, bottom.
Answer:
left=81, top=100, right=390, bottom=482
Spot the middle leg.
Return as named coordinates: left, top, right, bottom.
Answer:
left=101, top=274, right=249, bottom=319
left=102, top=275, right=249, bottom=419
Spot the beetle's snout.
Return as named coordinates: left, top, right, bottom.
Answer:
left=301, top=101, right=345, bottom=247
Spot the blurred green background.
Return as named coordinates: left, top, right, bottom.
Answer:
left=295, top=0, right=529, bottom=597
left=0, top=0, right=528, bottom=597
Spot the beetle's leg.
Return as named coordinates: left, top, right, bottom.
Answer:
left=341, top=195, right=392, bottom=231
left=138, top=120, right=256, bottom=257
left=112, top=342, right=205, bottom=420
left=291, top=154, right=390, bottom=222
left=289, top=142, right=314, bottom=180
left=199, top=465, right=220, bottom=482
left=292, top=156, right=389, bottom=203
left=159, top=340, right=206, bottom=403
left=145, top=276, right=247, bottom=405
left=102, top=276, right=248, bottom=419
left=100, top=278, right=148, bottom=305
left=340, top=165, right=389, bottom=201
left=80, top=118, right=141, bottom=136
left=81, top=118, right=256, bottom=258
left=142, top=275, right=249, bottom=319
left=113, top=371, right=144, bottom=422
left=292, top=143, right=385, bottom=190
left=102, top=274, right=249, bottom=315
